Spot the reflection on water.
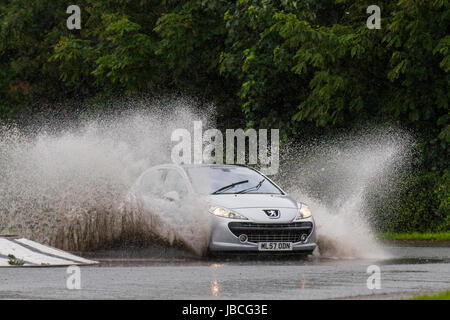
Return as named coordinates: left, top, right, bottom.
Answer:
left=300, top=274, right=307, bottom=289
left=78, top=243, right=450, bottom=267
left=210, top=263, right=223, bottom=297
left=211, top=280, right=220, bottom=297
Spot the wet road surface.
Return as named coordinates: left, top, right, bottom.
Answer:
left=0, top=244, right=449, bottom=299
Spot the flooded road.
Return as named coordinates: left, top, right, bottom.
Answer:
left=0, top=244, right=449, bottom=299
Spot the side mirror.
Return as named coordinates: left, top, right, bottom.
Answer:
left=163, top=190, right=180, bottom=202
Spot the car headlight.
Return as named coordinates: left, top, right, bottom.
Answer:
left=209, top=206, right=248, bottom=220
left=294, top=203, right=312, bottom=220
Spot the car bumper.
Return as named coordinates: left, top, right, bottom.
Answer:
left=208, top=216, right=317, bottom=253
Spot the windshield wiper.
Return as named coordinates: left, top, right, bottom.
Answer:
left=236, top=179, right=265, bottom=194
left=212, top=180, right=249, bottom=195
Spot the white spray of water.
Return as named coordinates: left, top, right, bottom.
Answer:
left=120, top=192, right=211, bottom=256
left=0, top=100, right=213, bottom=255
left=0, top=98, right=412, bottom=258
left=281, top=131, right=412, bottom=259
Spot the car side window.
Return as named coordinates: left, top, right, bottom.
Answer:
left=140, top=169, right=164, bottom=196
left=161, top=169, right=188, bottom=198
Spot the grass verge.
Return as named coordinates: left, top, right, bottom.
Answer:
left=411, top=291, right=450, bottom=300
left=377, top=232, right=450, bottom=241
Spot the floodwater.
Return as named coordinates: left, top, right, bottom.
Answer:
left=0, top=102, right=445, bottom=299
left=1, top=244, right=448, bottom=299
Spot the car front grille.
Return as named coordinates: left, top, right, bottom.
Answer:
left=228, top=222, right=313, bottom=243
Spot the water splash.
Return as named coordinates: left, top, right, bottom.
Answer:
left=280, top=130, right=413, bottom=259
left=0, top=98, right=213, bottom=255
left=0, top=99, right=412, bottom=258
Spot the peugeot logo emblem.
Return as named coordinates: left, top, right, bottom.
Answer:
left=263, top=209, right=280, bottom=219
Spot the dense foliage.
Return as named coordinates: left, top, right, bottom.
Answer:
left=0, top=0, right=448, bottom=232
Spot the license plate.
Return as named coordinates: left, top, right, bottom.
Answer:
left=258, top=242, right=293, bottom=251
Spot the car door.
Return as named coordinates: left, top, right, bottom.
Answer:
left=160, top=168, right=189, bottom=201
left=139, top=168, right=165, bottom=198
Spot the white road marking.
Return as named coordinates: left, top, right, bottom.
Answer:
left=16, top=238, right=96, bottom=264
left=0, top=238, right=97, bottom=267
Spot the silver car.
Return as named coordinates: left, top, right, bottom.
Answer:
left=134, top=164, right=316, bottom=254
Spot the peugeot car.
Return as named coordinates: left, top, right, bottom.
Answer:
left=132, top=164, right=316, bottom=254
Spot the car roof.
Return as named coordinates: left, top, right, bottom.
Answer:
left=142, top=163, right=247, bottom=173
left=138, top=163, right=285, bottom=194
left=180, top=163, right=246, bottom=168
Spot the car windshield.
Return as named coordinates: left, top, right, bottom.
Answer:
left=185, top=166, right=283, bottom=195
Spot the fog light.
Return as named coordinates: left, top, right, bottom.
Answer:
left=239, top=234, right=248, bottom=243
left=300, top=234, right=308, bottom=242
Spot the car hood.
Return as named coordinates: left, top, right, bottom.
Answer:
left=207, top=194, right=299, bottom=209
left=206, top=194, right=302, bottom=223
